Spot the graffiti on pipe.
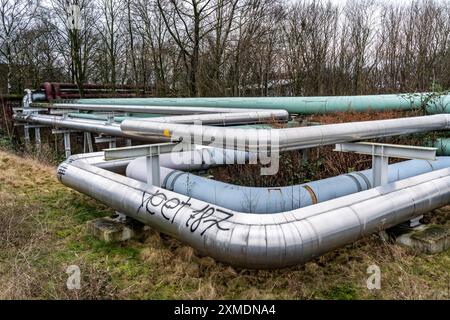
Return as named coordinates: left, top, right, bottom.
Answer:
left=137, top=190, right=233, bottom=236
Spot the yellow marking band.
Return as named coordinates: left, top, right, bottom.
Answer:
left=163, top=129, right=171, bottom=137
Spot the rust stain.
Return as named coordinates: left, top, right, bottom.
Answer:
left=303, top=185, right=318, bottom=204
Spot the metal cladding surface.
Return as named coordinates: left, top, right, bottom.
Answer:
left=137, top=110, right=289, bottom=125
left=70, top=93, right=450, bottom=114
left=31, top=103, right=269, bottom=115
left=57, top=153, right=450, bottom=269
left=127, top=157, right=450, bottom=213
left=12, top=110, right=287, bottom=141
left=121, top=114, right=450, bottom=151
left=13, top=113, right=126, bottom=137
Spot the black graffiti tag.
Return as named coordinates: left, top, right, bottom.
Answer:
left=186, top=205, right=233, bottom=236
left=137, top=190, right=233, bottom=236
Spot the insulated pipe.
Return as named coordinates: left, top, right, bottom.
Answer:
left=127, top=157, right=450, bottom=213
left=67, top=110, right=289, bottom=125
left=12, top=110, right=287, bottom=141
left=13, top=113, right=126, bottom=137
left=68, top=93, right=447, bottom=114
left=57, top=154, right=450, bottom=268
left=427, top=95, right=450, bottom=114
left=68, top=113, right=166, bottom=122
left=121, top=114, right=450, bottom=151
left=432, top=138, right=450, bottom=156
left=30, top=103, right=266, bottom=115
left=135, top=111, right=288, bottom=125
left=15, top=113, right=450, bottom=152
left=75, top=146, right=249, bottom=174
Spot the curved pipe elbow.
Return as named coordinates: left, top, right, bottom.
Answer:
left=56, top=153, right=450, bottom=269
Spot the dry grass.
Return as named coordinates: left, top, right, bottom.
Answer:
left=0, top=146, right=449, bottom=300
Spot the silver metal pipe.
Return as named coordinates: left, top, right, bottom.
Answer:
left=30, top=102, right=267, bottom=115
left=58, top=153, right=450, bottom=269
left=13, top=111, right=287, bottom=141
left=14, top=113, right=126, bottom=137
left=121, top=114, right=450, bottom=151
left=140, top=110, right=288, bottom=125
left=127, top=156, right=450, bottom=213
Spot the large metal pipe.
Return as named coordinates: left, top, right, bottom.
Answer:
left=14, top=113, right=126, bottom=137
left=13, top=110, right=287, bottom=141
left=127, top=157, right=450, bottom=213
left=57, top=153, right=450, bottom=268
left=74, top=146, right=249, bottom=175
left=427, top=95, right=450, bottom=114
left=121, top=114, right=450, bottom=151
left=66, top=93, right=450, bottom=114
left=15, top=113, right=450, bottom=152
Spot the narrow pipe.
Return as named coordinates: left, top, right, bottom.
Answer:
left=121, top=114, right=450, bottom=151
left=67, top=112, right=164, bottom=122
left=30, top=103, right=267, bottom=115
left=127, top=157, right=450, bottom=213
left=57, top=154, right=450, bottom=268
left=67, top=110, right=289, bottom=125
left=136, top=111, right=288, bottom=125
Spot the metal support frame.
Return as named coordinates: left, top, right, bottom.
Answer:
left=94, top=136, right=117, bottom=149
left=24, top=125, right=30, bottom=144
left=334, top=142, right=437, bottom=228
left=104, top=142, right=193, bottom=186
left=63, top=132, right=71, bottom=159
left=34, top=127, right=41, bottom=150
left=51, top=129, right=78, bottom=159
left=334, top=142, right=437, bottom=187
left=22, top=124, right=46, bottom=146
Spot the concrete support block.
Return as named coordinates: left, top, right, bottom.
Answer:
left=87, top=216, right=147, bottom=242
left=396, top=224, right=450, bottom=254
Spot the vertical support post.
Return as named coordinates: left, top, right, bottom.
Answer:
left=146, top=155, right=161, bottom=187
left=87, top=132, right=93, bottom=152
left=34, top=127, right=41, bottom=151
left=24, top=125, right=30, bottom=144
left=371, top=145, right=389, bottom=187
left=301, top=148, right=309, bottom=163
left=372, top=155, right=389, bottom=187
left=64, top=132, right=71, bottom=158
left=83, top=132, right=94, bottom=153
left=109, top=138, right=116, bottom=149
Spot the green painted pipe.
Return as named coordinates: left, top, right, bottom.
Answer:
left=432, top=138, right=450, bottom=156
left=70, top=92, right=450, bottom=114
left=427, top=95, right=450, bottom=114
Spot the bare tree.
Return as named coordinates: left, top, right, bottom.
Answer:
left=0, top=0, right=39, bottom=93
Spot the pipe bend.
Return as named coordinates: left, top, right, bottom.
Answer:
left=57, top=153, right=450, bottom=269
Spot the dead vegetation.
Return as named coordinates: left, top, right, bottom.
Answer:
left=0, top=146, right=449, bottom=300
